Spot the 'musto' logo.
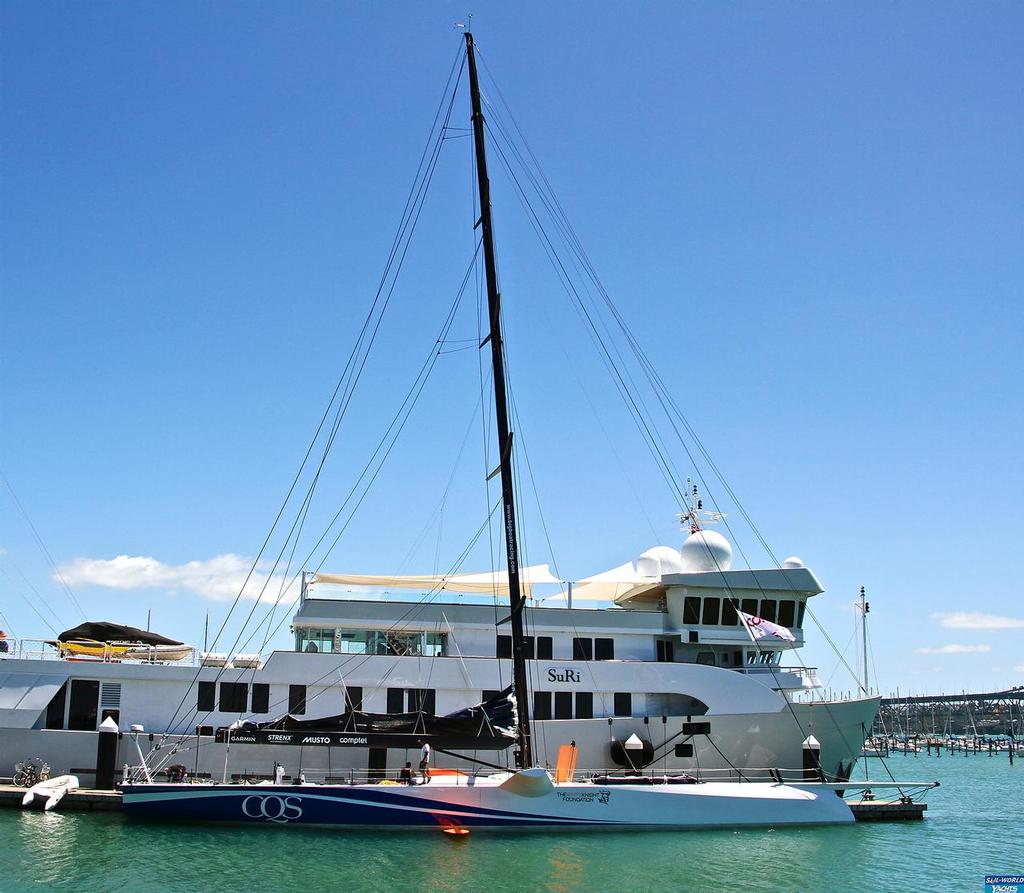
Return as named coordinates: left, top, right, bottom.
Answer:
left=241, top=795, right=304, bottom=824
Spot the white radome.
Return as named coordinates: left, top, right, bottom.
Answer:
left=782, top=556, right=805, bottom=569
left=679, top=529, right=733, bottom=572
left=637, top=545, right=685, bottom=577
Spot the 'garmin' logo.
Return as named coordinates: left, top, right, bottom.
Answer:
left=241, top=795, right=303, bottom=824
left=547, top=668, right=581, bottom=683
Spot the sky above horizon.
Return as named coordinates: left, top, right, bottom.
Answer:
left=2, top=2, right=1022, bottom=698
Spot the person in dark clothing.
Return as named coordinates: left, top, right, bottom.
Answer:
left=399, top=762, right=414, bottom=784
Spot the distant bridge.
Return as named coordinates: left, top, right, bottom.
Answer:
left=875, top=686, right=1024, bottom=736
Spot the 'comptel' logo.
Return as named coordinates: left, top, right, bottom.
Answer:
left=986, top=876, right=1024, bottom=893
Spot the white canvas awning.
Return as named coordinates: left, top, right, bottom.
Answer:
left=313, top=564, right=561, bottom=598
left=542, top=562, right=657, bottom=603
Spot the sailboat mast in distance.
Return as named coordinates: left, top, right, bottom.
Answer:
left=465, top=29, right=533, bottom=769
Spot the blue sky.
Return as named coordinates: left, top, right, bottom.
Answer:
left=2, top=2, right=1021, bottom=696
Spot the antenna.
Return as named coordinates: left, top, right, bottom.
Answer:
left=678, top=479, right=726, bottom=534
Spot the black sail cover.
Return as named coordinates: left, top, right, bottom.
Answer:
left=57, top=621, right=183, bottom=646
left=222, top=686, right=517, bottom=750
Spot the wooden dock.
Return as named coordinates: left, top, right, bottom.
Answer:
left=0, top=784, right=122, bottom=811
left=849, top=798, right=927, bottom=821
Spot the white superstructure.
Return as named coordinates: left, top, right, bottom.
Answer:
left=0, top=530, right=878, bottom=785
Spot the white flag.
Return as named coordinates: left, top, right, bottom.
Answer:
left=737, top=610, right=796, bottom=642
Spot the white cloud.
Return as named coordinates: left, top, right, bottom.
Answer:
left=931, top=612, right=1024, bottom=630
left=915, top=643, right=992, bottom=655
left=55, top=554, right=299, bottom=604
left=1015, top=664, right=1024, bottom=674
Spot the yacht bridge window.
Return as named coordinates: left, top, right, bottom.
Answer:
left=296, top=627, right=447, bottom=657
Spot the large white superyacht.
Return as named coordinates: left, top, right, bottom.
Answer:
left=0, top=521, right=878, bottom=784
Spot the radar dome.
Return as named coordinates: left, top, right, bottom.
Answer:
left=679, top=530, right=733, bottom=573
left=637, top=546, right=685, bottom=578
left=782, top=556, right=805, bottom=569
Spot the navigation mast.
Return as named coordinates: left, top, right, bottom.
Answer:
left=465, top=30, right=533, bottom=769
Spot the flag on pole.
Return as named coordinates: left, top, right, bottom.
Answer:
left=737, top=610, right=796, bottom=642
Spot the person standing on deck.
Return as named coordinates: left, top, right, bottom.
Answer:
left=419, top=743, right=430, bottom=783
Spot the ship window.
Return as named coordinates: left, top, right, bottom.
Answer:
left=44, top=682, right=67, bottom=730
left=537, top=636, right=553, bottom=660
left=496, top=635, right=512, bottom=659
left=683, top=597, right=701, bottom=625
left=219, top=682, right=248, bottom=714
left=345, top=686, right=363, bottom=712
left=251, top=683, right=270, bottom=714
left=196, top=725, right=214, bottom=737
left=701, top=598, right=721, bottom=625
left=595, top=638, right=615, bottom=660
left=746, top=651, right=757, bottom=665
left=759, top=599, right=777, bottom=622
left=68, top=679, right=100, bottom=731
left=614, top=692, right=632, bottom=717
left=386, top=688, right=404, bottom=714
left=721, top=599, right=738, bottom=626
left=197, top=681, right=215, bottom=712
left=523, top=636, right=535, bottom=660
left=682, top=721, right=712, bottom=735
left=656, top=640, right=675, bottom=662
left=554, top=691, right=573, bottom=720
left=741, top=598, right=758, bottom=616
left=288, top=684, right=307, bottom=715
left=797, top=600, right=806, bottom=627
left=572, top=637, right=593, bottom=661
left=778, top=600, right=796, bottom=628
left=733, top=650, right=743, bottom=666
left=575, top=692, right=594, bottom=719
left=534, top=691, right=552, bottom=720
left=407, top=689, right=436, bottom=715
left=695, top=652, right=715, bottom=666
left=647, top=693, right=709, bottom=716
left=482, top=690, right=502, bottom=703
left=674, top=743, right=694, bottom=758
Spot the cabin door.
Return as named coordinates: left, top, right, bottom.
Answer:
left=368, top=747, right=388, bottom=781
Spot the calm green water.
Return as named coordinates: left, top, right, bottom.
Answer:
left=1, top=753, right=1019, bottom=893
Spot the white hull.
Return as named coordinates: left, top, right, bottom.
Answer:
left=122, top=769, right=854, bottom=830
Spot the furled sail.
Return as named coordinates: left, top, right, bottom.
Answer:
left=224, top=687, right=517, bottom=751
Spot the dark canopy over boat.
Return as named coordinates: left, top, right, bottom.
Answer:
left=221, top=687, right=517, bottom=751
left=57, top=621, right=183, bottom=646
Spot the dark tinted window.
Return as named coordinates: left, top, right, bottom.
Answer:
left=614, top=692, right=632, bottom=717
left=721, top=598, right=739, bottom=626
left=656, top=640, right=675, bottom=662
left=482, top=690, right=502, bottom=703
left=674, top=743, right=694, bottom=758
left=407, top=688, right=436, bottom=714
left=797, top=601, right=806, bottom=627
left=702, top=598, right=721, bottom=625
left=197, top=681, right=215, bottom=712
left=220, top=682, right=248, bottom=714
left=572, top=638, right=593, bottom=661
left=45, top=682, right=67, bottom=730
left=760, top=599, right=777, bottom=622
left=554, top=691, right=573, bottom=719
left=345, top=686, right=363, bottom=712
left=523, top=636, right=535, bottom=660
left=778, top=600, right=796, bottom=627
left=533, top=691, right=552, bottom=720
left=386, top=688, right=404, bottom=714
left=575, top=692, right=593, bottom=719
left=595, top=638, right=614, bottom=660
left=682, top=596, right=701, bottom=624
left=496, top=635, right=512, bottom=658
left=536, top=636, right=552, bottom=659
left=251, top=683, right=270, bottom=714
left=288, top=684, right=307, bottom=715
left=68, top=679, right=99, bottom=731
left=696, top=652, right=715, bottom=666
left=196, top=725, right=214, bottom=737
left=741, top=598, right=758, bottom=616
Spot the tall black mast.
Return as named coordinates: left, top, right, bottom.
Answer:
left=465, top=30, right=533, bottom=769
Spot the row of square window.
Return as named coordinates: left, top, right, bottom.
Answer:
left=196, top=682, right=442, bottom=716
left=683, top=597, right=805, bottom=628
left=482, top=689, right=632, bottom=720
left=496, top=635, right=615, bottom=661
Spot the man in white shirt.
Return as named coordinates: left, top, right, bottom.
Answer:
left=418, top=742, right=431, bottom=783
